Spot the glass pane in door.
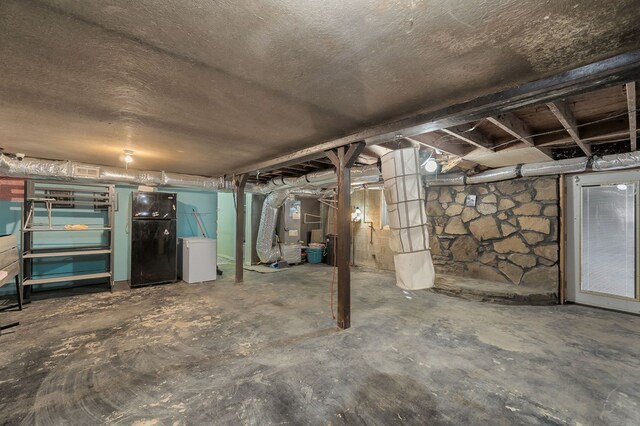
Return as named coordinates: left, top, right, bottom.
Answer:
left=581, top=183, right=636, bottom=298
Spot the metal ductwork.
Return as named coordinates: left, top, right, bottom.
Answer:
left=256, top=190, right=291, bottom=264
left=0, top=154, right=229, bottom=191
left=466, top=166, right=520, bottom=185
left=592, top=151, right=640, bottom=171
left=256, top=164, right=380, bottom=193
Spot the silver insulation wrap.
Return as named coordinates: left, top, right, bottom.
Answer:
left=255, top=164, right=379, bottom=193
left=0, top=154, right=226, bottom=190
left=424, top=173, right=465, bottom=186
left=256, top=190, right=291, bottom=263
left=592, top=151, right=640, bottom=171
left=521, top=157, right=588, bottom=177
left=0, top=155, right=72, bottom=178
left=467, top=166, right=519, bottom=184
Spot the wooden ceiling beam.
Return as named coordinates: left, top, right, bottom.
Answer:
left=487, top=113, right=552, bottom=159
left=440, top=124, right=495, bottom=151
left=547, top=99, right=591, bottom=156
left=626, top=82, right=637, bottom=151
left=406, top=133, right=475, bottom=158
left=535, top=118, right=631, bottom=147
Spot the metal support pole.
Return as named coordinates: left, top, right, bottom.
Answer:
left=235, top=174, right=249, bottom=284
left=326, top=142, right=366, bottom=329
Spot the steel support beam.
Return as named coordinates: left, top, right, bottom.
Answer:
left=547, top=99, right=591, bottom=156
left=626, top=82, right=637, bottom=151
left=326, top=142, right=366, bottom=330
left=233, top=51, right=640, bottom=175
left=234, top=173, right=249, bottom=284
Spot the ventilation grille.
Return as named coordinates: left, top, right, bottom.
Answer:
left=74, top=165, right=100, bottom=179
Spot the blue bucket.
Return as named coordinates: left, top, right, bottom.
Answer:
left=307, top=247, right=324, bottom=264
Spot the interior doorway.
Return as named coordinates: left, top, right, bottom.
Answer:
left=566, top=170, right=640, bottom=313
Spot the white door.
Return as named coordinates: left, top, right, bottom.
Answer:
left=566, top=170, right=640, bottom=313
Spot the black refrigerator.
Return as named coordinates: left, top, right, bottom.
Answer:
left=130, top=192, right=177, bottom=287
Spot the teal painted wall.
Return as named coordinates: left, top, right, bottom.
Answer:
left=217, top=193, right=235, bottom=259
left=0, top=184, right=217, bottom=293
left=217, top=192, right=253, bottom=262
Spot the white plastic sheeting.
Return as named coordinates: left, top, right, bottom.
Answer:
left=381, top=148, right=435, bottom=290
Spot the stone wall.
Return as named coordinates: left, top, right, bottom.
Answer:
left=425, top=176, right=559, bottom=291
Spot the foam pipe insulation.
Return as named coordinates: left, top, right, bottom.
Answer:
left=381, top=147, right=435, bottom=290
left=591, top=151, right=640, bottom=171
left=256, top=190, right=291, bottom=263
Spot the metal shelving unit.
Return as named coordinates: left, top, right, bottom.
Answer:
left=21, top=180, right=116, bottom=293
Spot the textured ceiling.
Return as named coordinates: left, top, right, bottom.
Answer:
left=1, top=0, right=640, bottom=176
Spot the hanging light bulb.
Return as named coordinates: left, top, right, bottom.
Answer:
left=123, top=150, right=134, bottom=164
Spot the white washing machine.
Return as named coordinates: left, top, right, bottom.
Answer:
left=178, top=237, right=217, bottom=283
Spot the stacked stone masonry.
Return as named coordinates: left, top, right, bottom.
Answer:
left=426, top=176, right=559, bottom=292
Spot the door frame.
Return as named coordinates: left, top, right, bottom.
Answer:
left=566, top=169, right=640, bottom=314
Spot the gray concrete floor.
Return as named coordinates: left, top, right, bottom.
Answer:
left=1, top=265, right=639, bottom=425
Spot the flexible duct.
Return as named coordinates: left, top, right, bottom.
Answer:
left=424, top=173, right=466, bottom=186
left=0, top=154, right=227, bottom=190
left=466, top=166, right=520, bottom=184
left=592, top=151, right=640, bottom=171
left=256, top=190, right=291, bottom=263
left=520, top=157, right=588, bottom=177
left=257, top=164, right=380, bottom=193
left=381, top=147, right=435, bottom=290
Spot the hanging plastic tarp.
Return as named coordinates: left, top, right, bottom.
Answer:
left=381, top=147, right=435, bottom=290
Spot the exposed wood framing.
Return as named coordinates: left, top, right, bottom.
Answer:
left=406, top=133, right=474, bottom=158
left=326, top=142, right=366, bottom=330
left=234, top=173, right=249, bottom=284
left=487, top=113, right=553, bottom=159
left=487, top=113, right=535, bottom=146
left=558, top=174, right=566, bottom=305
left=234, top=51, right=640, bottom=175
left=536, top=118, right=636, bottom=147
left=626, top=82, right=637, bottom=151
left=547, top=100, right=591, bottom=156
left=440, top=124, right=494, bottom=151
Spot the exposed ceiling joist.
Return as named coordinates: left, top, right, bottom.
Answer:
left=547, top=99, right=591, bottom=156
left=536, top=119, right=636, bottom=147
left=440, top=125, right=494, bottom=151
left=627, top=82, right=637, bottom=151
left=405, top=134, right=473, bottom=158
left=233, top=52, right=640, bottom=174
left=486, top=113, right=534, bottom=146
left=486, top=113, right=552, bottom=160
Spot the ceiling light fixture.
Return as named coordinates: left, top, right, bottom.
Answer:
left=123, top=150, right=134, bottom=164
left=424, top=157, right=438, bottom=173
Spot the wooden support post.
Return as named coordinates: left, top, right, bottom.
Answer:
left=626, top=82, right=637, bottom=152
left=235, top=174, right=249, bottom=284
left=558, top=174, right=566, bottom=304
left=326, top=142, right=366, bottom=329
